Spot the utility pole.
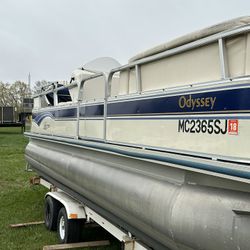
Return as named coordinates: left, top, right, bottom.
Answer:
left=28, top=72, right=31, bottom=90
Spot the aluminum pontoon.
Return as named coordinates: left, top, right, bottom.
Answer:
left=25, top=17, right=250, bottom=250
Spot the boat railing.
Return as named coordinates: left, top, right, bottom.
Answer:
left=32, top=72, right=107, bottom=140
left=75, top=71, right=107, bottom=139
left=107, top=24, right=250, bottom=97
left=32, top=24, right=250, bottom=142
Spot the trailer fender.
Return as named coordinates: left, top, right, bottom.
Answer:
left=45, top=191, right=86, bottom=219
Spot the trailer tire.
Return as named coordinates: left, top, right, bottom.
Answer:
left=44, top=196, right=60, bottom=231
left=57, top=207, right=82, bottom=243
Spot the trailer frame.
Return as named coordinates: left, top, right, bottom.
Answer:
left=37, top=178, right=148, bottom=250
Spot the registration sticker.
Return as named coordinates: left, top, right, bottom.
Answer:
left=228, top=120, right=238, bottom=135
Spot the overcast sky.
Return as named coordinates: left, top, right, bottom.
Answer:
left=0, top=0, right=249, bottom=85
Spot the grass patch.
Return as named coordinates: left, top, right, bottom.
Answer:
left=0, top=127, right=120, bottom=249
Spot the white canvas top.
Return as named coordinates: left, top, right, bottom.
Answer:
left=129, top=16, right=250, bottom=62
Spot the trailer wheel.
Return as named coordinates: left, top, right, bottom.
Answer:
left=57, top=207, right=82, bottom=243
left=44, top=196, right=60, bottom=231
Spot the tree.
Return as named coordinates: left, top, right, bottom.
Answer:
left=0, top=81, right=31, bottom=114
left=33, top=80, right=49, bottom=94
left=0, top=82, right=11, bottom=106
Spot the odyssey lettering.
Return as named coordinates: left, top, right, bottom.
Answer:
left=178, top=95, right=216, bottom=110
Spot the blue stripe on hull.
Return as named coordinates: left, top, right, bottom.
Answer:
left=32, top=87, right=250, bottom=124
left=108, top=88, right=250, bottom=115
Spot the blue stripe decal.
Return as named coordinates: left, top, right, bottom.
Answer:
left=80, top=105, right=104, bottom=117
left=107, top=88, right=250, bottom=115
left=33, top=87, right=250, bottom=124
left=33, top=112, right=55, bottom=125
left=55, top=108, right=77, bottom=118
left=106, top=115, right=250, bottom=120
left=33, top=108, right=76, bottom=125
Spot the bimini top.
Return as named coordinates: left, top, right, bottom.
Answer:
left=129, top=16, right=250, bottom=62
